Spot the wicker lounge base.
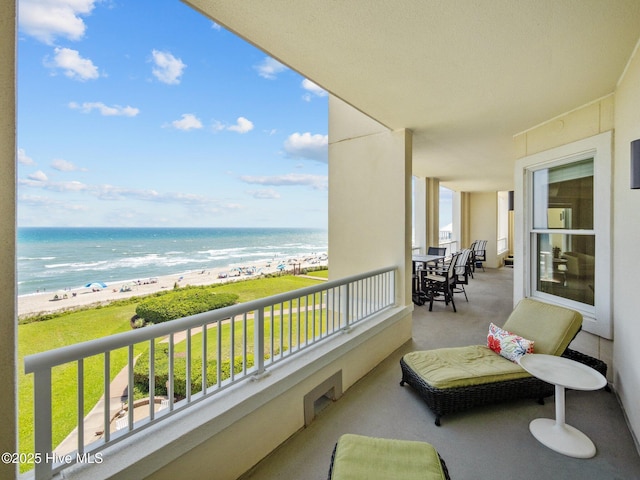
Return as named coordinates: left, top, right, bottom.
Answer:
left=328, top=434, right=451, bottom=480
left=400, top=348, right=608, bottom=426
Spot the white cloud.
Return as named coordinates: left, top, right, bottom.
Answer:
left=51, top=159, right=83, bottom=172
left=283, top=132, right=328, bottom=162
left=212, top=117, right=254, bottom=133
left=19, top=176, right=88, bottom=192
left=228, top=117, right=254, bottom=134
left=151, top=50, right=186, bottom=85
left=211, top=120, right=226, bottom=132
left=27, top=170, right=49, bottom=182
left=301, top=79, right=327, bottom=101
left=247, top=189, right=281, bottom=200
left=47, top=47, right=99, bottom=81
left=254, top=57, right=287, bottom=80
left=17, top=148, right=36, bottom=166
left=169, top=113, right=203, bottom=131
left=52, top=180, right=88, bottom=192
left=19, top=194, right=71, bottom=208
left=239, top=173, right=327, bottom=190
left=18, top=174, right=233, bottom=208
left=69, top=101, right=140, bottom=117
left=18, top=0, right=97, bottom=45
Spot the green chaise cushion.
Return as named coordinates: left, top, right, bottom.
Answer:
left=403, top=345, right=530, bottom=389
left=331, top=434, right=447, bottom=480
left=402, top=298, right=583, bottom=390
left=502, top=298, right=582, bottom=356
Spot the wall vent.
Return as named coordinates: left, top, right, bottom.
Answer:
left=303, top=371, right=342, bottom=426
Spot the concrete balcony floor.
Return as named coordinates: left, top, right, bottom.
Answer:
left=241, top=267, right=640, bottom=480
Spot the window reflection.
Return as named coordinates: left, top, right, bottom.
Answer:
left=533, top=159, right=594, bottom=230
left=536, top=233, right=594, bottom=306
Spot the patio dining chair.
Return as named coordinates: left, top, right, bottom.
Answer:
left=472, top=240, right=487, bottom=271
left=427, top=246, right=447, bottom=256
left=425, top=246, right=447, bottom=272
left=421, top=252, right=460, bottom=312
left=453, top=248, right=472, bottom=301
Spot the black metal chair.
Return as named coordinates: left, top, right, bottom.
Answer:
left=426, top=246, right=447, bottom=272
left=472, top=240, right=487, bottom=272
left=427, top=246, right=447, bottom=256
left=422, top=253, right=460, bottom=312
left=453, top=248, right=472, bottom=301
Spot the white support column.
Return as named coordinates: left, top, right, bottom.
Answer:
left=459, top=191, right=472, bottom=249
left=425, top=177, right=440, bottom=250
left=0, top=3, right=17, bottom=480
left=328, top=96, right=412, bottom=307
left=413, top=177, right=427, bottom=254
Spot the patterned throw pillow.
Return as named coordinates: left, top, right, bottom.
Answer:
left=487, top=323, right=534, bottom=363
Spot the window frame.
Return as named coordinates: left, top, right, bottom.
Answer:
left=515, top=131, right=612, bottom=339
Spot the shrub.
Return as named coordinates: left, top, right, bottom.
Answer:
left=133, top=345, right=254, bottom=398
left=135, top=287, right=238, bottom=325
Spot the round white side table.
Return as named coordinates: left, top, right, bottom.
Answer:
left=518, top=353, right=607, bottom=458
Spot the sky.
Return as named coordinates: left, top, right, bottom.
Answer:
left=17, top=0, right=329, bottom=229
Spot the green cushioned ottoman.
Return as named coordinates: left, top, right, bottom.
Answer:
left=328, top=434, right=450, bottom=480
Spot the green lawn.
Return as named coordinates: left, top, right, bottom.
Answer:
left=17, top=274, right=324, bottom=471
left=305, top=268, right=329, bottom=279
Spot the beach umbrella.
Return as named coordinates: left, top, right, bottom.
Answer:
left=85, top=282, right=107, bottom=288
left=52, top=290, right=68, bottom=300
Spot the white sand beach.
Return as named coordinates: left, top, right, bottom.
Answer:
left=18, top=254, right=328, bottom=317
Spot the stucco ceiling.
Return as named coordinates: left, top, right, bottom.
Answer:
left=185, top=0, right=640, bottom=191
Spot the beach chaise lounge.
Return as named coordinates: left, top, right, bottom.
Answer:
left=400, top=298, right=608, bottom=426
left=328, top=434, right=450, bottom=480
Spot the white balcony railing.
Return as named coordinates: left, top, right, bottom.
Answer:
left=438, top=239, right=458, bottom=254
left=24, top=267, right=396, bottom=480
left=497, top=236, right=508, bottom=255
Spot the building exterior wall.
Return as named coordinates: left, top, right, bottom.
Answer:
left=513, top=110, right=614, bottom=354
left=469, top=192, right=500, bottom=268
left=514, top=95, right=615, bottom=158
left=1, top=2, right=17, bottom=480
left=513, top=63, right=640, bottom=448
left=612, top=42, right=640, bottom=450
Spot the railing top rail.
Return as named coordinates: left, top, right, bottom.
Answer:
left=24, top=266, right=396, bottom=374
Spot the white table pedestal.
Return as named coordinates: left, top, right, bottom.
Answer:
left=518, top=354, right=607, bottom=459
left=529, top=385, right=596, bottom=458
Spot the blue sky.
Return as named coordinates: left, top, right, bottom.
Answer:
left=17, top=0, right=329, bottom=229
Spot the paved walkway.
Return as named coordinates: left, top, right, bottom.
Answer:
left=54, top=363, right=131, bottom=455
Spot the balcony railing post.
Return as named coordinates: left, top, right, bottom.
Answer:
left=33, top=368, right=53, bottom=480
left=254, top=309, right=265, bottom=375
left=340, top=284, right=350, bottom=329
left=391, top=269, right=397, bottom=305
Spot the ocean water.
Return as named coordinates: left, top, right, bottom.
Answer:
left=17, top=227, right=328, bottom=296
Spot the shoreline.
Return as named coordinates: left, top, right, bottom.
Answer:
left=17, top=253, right=328, bottom=318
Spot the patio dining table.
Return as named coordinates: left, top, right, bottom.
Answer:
left=412, top=254, right=447, bottom=304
